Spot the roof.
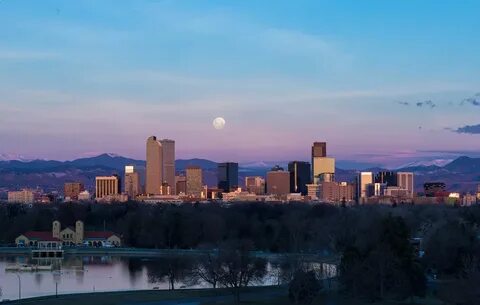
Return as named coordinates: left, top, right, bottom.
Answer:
left=22, top=231, right=61, bottom=242
left=84, top=231, right=118, bottom=240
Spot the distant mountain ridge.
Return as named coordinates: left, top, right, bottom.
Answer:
left=0, top=154, right=479, bottom=194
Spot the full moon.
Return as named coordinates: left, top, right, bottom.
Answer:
left=213, top=117, right=226, bottom=130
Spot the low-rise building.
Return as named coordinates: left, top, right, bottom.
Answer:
left=15, top=220, right=121, bottom=247
left=8, top=189, right=34, bottom=204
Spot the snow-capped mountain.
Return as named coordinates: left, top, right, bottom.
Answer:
left=0, top=153, right=34, bottom=162
left=396, top=159, right=454, bottom=169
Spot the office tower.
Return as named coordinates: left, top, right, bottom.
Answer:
left=146, top=136, right=163, bottom=195
left=397, top=172, right=414, bottom=198
left=64, top=182, right=85, bottom=201
left=124, top=165, right=141, bottom=199
left=375, top=171, right=398, bottom=186
left=186, top=166, right=203, bottom=197
left=266, top=166, right=290, bottom=196
left=311, top=142, right=335, bottom=184
left=245, top=176, right=265, bottom=195
left=218, top=162, right=239, bottom=192
left=357, top=172, right=373, bottom=202
left=367, top=183, right=387, bottom=197
left=175, top=175, right=187, bottom=195
left=288, top=161, right=311, bottom=195
left=160, top=139, right=176, bottom=195
left=95, top=175, right=120, bottom=199
left=8, top=190, right=34, bottom=204
left=424, top=182, right=446, bottom=197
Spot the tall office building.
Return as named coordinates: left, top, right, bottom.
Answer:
left=186, top=166, right=203, bottom=197
left=160, top=139, right=176, bottom=195
left=146, top=136, right=163, bottom=195
left=266, top=166, right=290, bottom=196
left=175, top=175, right=187, bottom=195
left=397, top=172, right=414, bottom=198
left=124, top=165, right=141, bottom=199
left=311, top=142, right=335, bottom=184
left=375, top=171, right=397, bottom=186
left=8, top=190, right=34, bottom=204
left=245, top=176, right=265, bottom=195
left=64, top=182, right=85, bottom=201
left=95, top=175, right=120, bottom=199
left=288, top=161, right=311, bottom=195
left=357, top=172, right=373, bottom=202
left=218, top=162, right=239, bottom=192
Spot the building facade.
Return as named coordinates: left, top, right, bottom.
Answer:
left=160, top=139, right=176, bottom=195
left=124, top=165, right=141, bottom=199
left=8, top=190, right=34, bottom=204
left=357, top=172, right=373, bottom=202
left=175, top=175, right=187, bottom=195
left=397, top=172, right=414, bottom=198
left=217, top=162, right=239, bottom=192
left=95, top=175, right=120, bottom=200
left=288, top=161, right=311, bottom=195
left=245, top=176, right=265, bottom=195
left=64, top=182, right=85, bottom=201
left=186, top=166, right=203, bottom=197
left=317, top=182, right=355, bottom=203
left=266, top=167, right=290, bottom=196
left=146, top=136, right=163, bottom=195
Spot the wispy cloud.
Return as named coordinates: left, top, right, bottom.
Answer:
left=416, top=100, right=436, bottom=108
left=460, top=93, right=480, bottom=106
left=453, top=124, right=480, bottom=134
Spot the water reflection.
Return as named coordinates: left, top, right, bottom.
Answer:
left=0, top=254, right=335, bottom=301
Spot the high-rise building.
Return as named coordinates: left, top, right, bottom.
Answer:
left=160, top=139, right=176, bottom=195
left=124, top=165, right=141, bottom=199
left=245, top=176, right=265, bottom=195
left=317, top=182, right=355, bottom=203
left=288, top=161, right=311, bottom=195
left=266, top=166, right=290, bottom=196
left=146, top=136, right=163, bottom=195
left=424, top=182, right=446, bottom=197
left=357, top=172, right=373, bottom=202
left=64, top=182, right=85, bottom=201
left=375, top=171, right=398, bottom=186
left=8, top=190, right=34, bottom=204
left=186, top=166, right=203, bottom=197
left=95, top=175, right=120, bottom=199
left=175, top=175, right=187, bottom=195
left=397, top=172, right=414, bottom=198
left=218, top=162, right=239, bottom=192
left=311, top=142, right=335, bottom=184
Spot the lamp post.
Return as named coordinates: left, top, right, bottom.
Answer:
left=15, top=273, right=21, bottom=300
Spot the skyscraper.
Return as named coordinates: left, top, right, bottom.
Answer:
left=311, top=142, right=335, bottom=184
left=357, top=172, right=373, bottom=202
left=217, top=162, right=239, bottom=192
left=95, top=175, right=120, bottom=199
left=64, top=182, right=85, bottom=201
left=146, top=136, right=163, bottom=195
left=186, top=166, right=203, bottom=197
left=375, top=171, right=398, bottom=186
left=288, top=161, right=311, bottom=195
left=266, top=166, right=290, bottom=196
left=397, top=172, right=414, bottom=198
left=160, top=139, right=176, bottom=195
left=245, top=176, right=265, bottom=195
left=124, top=165, right=140, bottom=199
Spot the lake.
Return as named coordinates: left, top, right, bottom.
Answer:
left=0, top=254, right=336, bottom=301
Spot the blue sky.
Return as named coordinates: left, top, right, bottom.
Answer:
left=1, top=0, right=480, bottom=166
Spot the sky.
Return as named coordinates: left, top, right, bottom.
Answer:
left=1, top=0, right=480, bottom=166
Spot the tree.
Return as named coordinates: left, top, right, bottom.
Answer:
left=288, top=270, right=321, bottom=305
left=217, top=240, right=267, bottom=304
left=192, top=253, right=223, bottom=288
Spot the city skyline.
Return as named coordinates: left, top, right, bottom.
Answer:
left=1, top=1, right=480, bottom=166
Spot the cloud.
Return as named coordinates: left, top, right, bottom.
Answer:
left=453, top=124, right=480, bottom=134
left=396, top=101, right=410, bottom=106
left=460, top=93, right=480, bottom=106
left=416, top=100, right=436, bottom=108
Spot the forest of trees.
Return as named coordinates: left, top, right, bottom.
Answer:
left=1, top=202, right=480, bottom=304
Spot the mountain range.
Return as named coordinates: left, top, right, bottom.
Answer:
left=0, top=154, right=479, bottom=196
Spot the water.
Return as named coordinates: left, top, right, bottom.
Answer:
left=0, top=254, right=301, bottom=301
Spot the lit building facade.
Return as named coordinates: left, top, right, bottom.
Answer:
left=397, top=172, right=414, bottom=198
left=245, top=176, right=265, bottom=195
left=146, top=136, right=163, bottom=195
left=8, top=190, right=34, bottom=204
left=266, top=167, right=290, bottom=196
left=124, top=165, right=141, bottom=199
left=64, top=182, right=85, bottom=201
left=160, top=139, right=176, bottom=195
left=357, top=172, right=373, bottom=202
left=95, top=175, right=120, bottom=200
left=186, top=166, right=203, bottom=197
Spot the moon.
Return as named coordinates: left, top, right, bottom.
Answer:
left=213, top=117, right=226, bottom=130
